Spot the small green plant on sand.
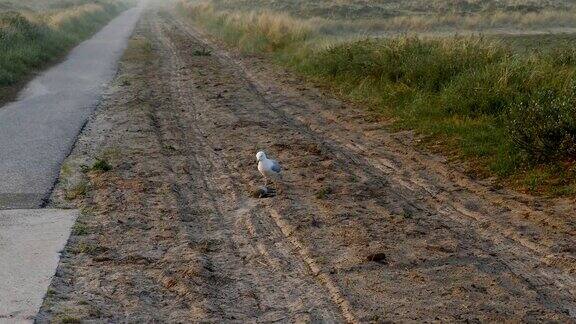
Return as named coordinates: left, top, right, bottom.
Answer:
left=58, top=315, right=81, bottom=324
left=72, top=222, right=89, bottom=236
left=316, top=186, right=333, bottom=199
left=90, top=158, right=112, bottom=172
left=65, top=181, right=88, bottom=200
left=193, top=48, right=212, bottom=56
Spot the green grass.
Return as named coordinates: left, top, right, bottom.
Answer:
left=0, top=1, right=128, bottom=97
left=179, top=1, right=576, bottom=195
left=300, top=39, right=576, bottom=192
left=90, top=158, right=112, bottom=172
left=495, top=34, right=576, bottom=53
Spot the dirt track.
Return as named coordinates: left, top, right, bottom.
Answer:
left=38, top=4, right=576, bottom=323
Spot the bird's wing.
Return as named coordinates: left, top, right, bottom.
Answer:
left=270, top=160, right=281, bottom=173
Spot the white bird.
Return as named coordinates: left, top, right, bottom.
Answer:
left=256, top=151, right=282, bottom=187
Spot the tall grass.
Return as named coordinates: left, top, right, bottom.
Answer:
left=179, top=1, right=576, bottom=194
left=202, top=0, right=576, bottom=33
left=0, top=1, right=128, bottom=89
left=331, top=9, right=576, bottom=33
left=180, top=2, right=314, bottom=52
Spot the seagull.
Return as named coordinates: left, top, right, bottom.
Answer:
left=256, top=151, right=281, bottom=187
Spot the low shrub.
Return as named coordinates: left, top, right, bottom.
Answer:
left=508, top=87, right=576, bottom=162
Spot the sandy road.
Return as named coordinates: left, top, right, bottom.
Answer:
left=39, top=4, right=576, bottom=322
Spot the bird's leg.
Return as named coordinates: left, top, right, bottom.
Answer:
left=267, top=179, right=277, bottom=196
left=264, top=177, right=268, bottom=188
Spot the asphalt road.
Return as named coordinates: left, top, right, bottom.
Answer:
left=0, top=4, right=144, bottom=209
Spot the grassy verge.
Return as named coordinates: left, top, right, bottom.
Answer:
left=0, top=0, right=130, bottom=101
left=205, top=0, right=576, bottom=31
left=178, top=1, right=576, bottom=196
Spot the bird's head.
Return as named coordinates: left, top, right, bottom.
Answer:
left=256, top=151, right=267, bottom=162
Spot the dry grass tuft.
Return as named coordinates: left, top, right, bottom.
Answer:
left=47, top=4, right=105, bottom=28
left=178, top=1, right=314, bottom=52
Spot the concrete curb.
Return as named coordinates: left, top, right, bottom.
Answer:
left=0, top=209, right=78, bottom=323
